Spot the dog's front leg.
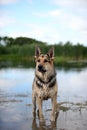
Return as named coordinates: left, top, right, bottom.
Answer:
left=37, top=97, right=44, bottom=122
left=32, top=93, right=36, bottom=114
left=51, top=95, right=57, bottom=121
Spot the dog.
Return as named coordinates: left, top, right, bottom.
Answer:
left=32, top=47, right=58, bottom=122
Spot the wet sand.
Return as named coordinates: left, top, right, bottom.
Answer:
left=0, top=94, right=87, bottom=130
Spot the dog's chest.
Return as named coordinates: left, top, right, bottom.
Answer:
left=38, top=84, right=53, bottom=100
left=34, top=73, right=57, bottom=99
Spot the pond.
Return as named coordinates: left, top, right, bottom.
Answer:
left=0, top=67, right=87, bottom=130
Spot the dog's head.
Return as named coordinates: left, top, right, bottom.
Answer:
left=34, top=47, right=54, bottom=73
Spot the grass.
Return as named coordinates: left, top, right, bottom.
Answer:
left=59, top=106, right=70, bottom=112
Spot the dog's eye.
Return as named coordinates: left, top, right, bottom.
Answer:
left=44, top=59, right=48, bottom=63
left=37, top=59, right=40, bottom=62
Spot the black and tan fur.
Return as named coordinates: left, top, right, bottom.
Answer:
left=32, top=47, right=58, bottom=122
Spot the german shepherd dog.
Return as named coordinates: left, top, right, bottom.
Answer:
left=32, top=47, right=58, bottom=122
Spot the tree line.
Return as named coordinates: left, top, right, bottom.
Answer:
left=0, top=36, right=87, bottom=60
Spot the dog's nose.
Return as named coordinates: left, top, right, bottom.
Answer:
left=38, top=64, right=43, bottom=70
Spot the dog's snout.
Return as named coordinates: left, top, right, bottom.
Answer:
left=38, top=64, right=43, bottom=70
left=38, top=64, right=46, bottom=72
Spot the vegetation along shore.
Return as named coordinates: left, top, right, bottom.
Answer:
left=0, top=36, right=87, bottom=68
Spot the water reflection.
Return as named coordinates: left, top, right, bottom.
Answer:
left=0, top=67, right=87, bottom=130
left=57, top=67, right=87, bottom=102
left=32, top=111, right=59, bottom=130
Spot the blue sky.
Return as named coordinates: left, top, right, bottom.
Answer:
left=0, top=0, right=87, bottom=45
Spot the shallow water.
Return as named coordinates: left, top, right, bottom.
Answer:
left=0, top=67, right=87, bottom=130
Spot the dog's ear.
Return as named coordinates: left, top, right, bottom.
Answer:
left=35, top=46, right=41, bottom=58
left=47, top=47, right=54, bottom=60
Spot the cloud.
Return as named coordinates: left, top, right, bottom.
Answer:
left=0, top=0, right=87, bottom=45
left=49, top=9, right=61, bottom=17
left=6, top=23, right=60, bottom=43
left=53, top=0, right=87, bottom=9
left=26, top=23, right=60, bottom=43
left=0, top=16, right=16, bottom=28
left=33, top=9, right=61, bottom=17
left=26, top=0, right=32, bottom=4
left=51, top=0, right=87, bottom=34
left=32, top=8, right=87, bottom=32
left=0, top=0, right=18, bottom=5
left=69, top=16, right=87, bottom=31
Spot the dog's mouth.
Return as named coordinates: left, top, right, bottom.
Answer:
left=38, top=69, right=46, bottom=73
left=38, top=65, right=46, bottom=73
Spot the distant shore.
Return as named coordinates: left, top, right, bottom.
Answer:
left=0, top=55, right=87, bottom=68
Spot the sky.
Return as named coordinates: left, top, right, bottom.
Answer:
left=0, top=0, right=87, bottom=46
